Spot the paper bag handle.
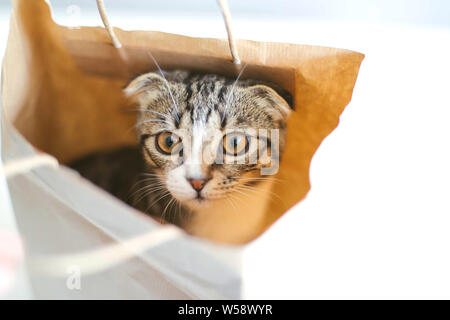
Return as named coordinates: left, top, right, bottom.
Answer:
left=96, top=0, right=241, bottom=65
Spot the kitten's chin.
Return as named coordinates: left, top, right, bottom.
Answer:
left=184, top=197, right=213, bottom=209
left=169, top=190, right=231, bottom=210
left=168, top=192, right=213, bottom=209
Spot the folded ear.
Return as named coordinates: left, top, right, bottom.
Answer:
left=246, top=84, right=292, bottom=119
left=124, top=72, right=165, bottom=103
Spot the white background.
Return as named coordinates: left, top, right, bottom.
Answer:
left=1, top=0, right=449, bottom=299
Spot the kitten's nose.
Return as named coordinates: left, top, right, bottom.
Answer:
left=188, top=178, right=208, bottom=192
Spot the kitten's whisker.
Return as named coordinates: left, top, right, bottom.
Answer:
left=236, top=184, right=285, bottom=205
left=133, top=190, right=165, bottom=206
left=225, top=197, right=238, bottom=214
left=123, top=123, right=142, bottom=136
left=132, top=185, right=167, bottom=204
left=137, top=173, right=161, bottom=177
left=222, top=63, right=248, bottom=122
left=132, top=180, right=162, bottom=189
left=228, top=193, right=245, bottom=211
left=145, top=191, right=172, bottom=213
left=124, top=118, right=170, bottom=136
left=232, top=188, right=253, bottom=200
left=240, top=178, right=282, bottom=185
left=147, top=52, right=180, bottom=122
left=134, top=177, right=162, bottom=184
left=128, top=109, right=172, bottom=121
left=129, top=178, right=162, bottom=193
left=176, top=200, right=182, bottom=224
left=128, top=179, right=162, bottom=198
left=130, top=180, right=163, bottom=195
left=139, top=173, right=163, bottom=178
left=165, top=197, right=178, bottom=223
left=134, top=184, right=167, bottom=196
left=232, top=176, right=284, bottom=183
left=170, top=198, right=180, bottom=223
left=137, top=119, right=171, bottom=126
left=133, top=184, right=166, bottom=199
left=131, top=176, right=163, bottom=189
left=161, top=197, right=176, bottom=223
left=234, top=186, right=277, bottom=206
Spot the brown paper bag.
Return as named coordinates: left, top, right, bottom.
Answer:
left=2, top=0, right=364, bottom=245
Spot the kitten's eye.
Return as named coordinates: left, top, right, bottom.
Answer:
left=223, top=133, right=250, bottom=156
left=155, top=132, right=182, bottom=155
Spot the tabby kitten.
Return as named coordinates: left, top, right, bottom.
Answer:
left=71, top=70, right=292, bottom=242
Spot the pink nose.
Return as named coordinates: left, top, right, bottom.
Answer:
left=188, top=179, right=207, bottom=192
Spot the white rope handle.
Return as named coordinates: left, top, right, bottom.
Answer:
left=217, top=0, right=241, bottom=64
left=96, top=0, right=241, bottom=64
left=96, top=0, right=122, bottom=48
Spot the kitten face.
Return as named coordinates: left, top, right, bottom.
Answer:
left=125, top=70, right=291, bottom=207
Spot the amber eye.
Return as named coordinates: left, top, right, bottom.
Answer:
left=155, top=132, right=182, bottom=155
left=223, top=133, right=250, bottom=156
